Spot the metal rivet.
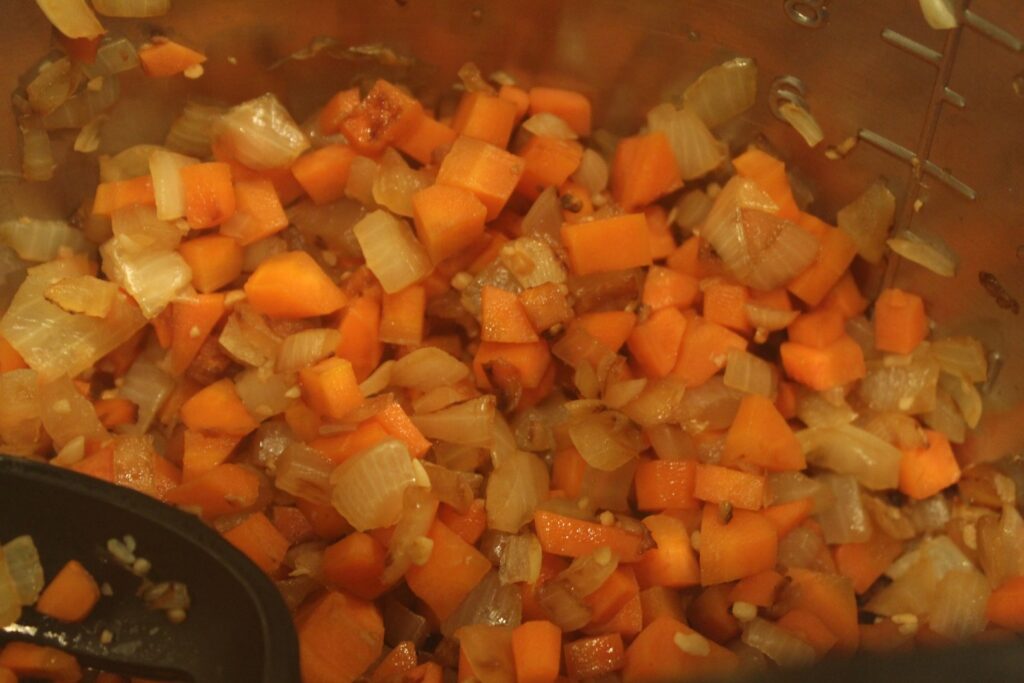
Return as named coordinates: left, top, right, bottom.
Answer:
left=785, top=0, right=829, bottom=28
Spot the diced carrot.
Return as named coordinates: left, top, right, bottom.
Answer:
left=694, top=463, right=765, bottom=511
left=517, top=360, right=557, bottom=413
left=498, top=85, right=531, bottom=122
left=452, top=91, right=518, bottom=148
left=642, top=266, right=698, bottom=312
left=35, top=560, right=100, bottom=622
left=70, top=443, right=115, bottom=482
left=180, top=161, right=236, bottom=229
left=634, top=514, right=700, bottom=589
left=549, top=447, right=585, bottom=499
left=336, top=296, right=383, bottom=382
left=639, top=586, right=686, bottom=628
left=899, top=430, right=961, bottom=500
left=622, top=617, right=738, bottom=683
left=473, top=340, right=552, bottom=390
left=561, top=213, right=652, bottom=276
left=586, top=567, right=639, bottom=625
left=588, top=582, right=643, bottom=640
left=528, top=87, right=592, bottom=136
left=182, top=429, right=239, bottom=481
left=702, top=281, right=751, bottom=334
left=634, top=460, right=697, bottom=511
left=436, top=136, right=525, bottom=220
left=834, top=531, right=905, bottom=594
left=699, top=504, right=777, bottom=585
left=291, top=144, right=358, bottom=205
left=0, top=335, right=27, bottom=372
left=787, top=221, right=858, bottom=306
left=411, top=184, right=488, bottom=265
left=371, top=641, right=418, bottom=683
left=729, top=570, right=785, bottom=608
left=94, top=397, right=137, bottom=429
left=169, top=293, right=226, bottom=376
left=732, top=147, right=800, bottom=220
left=180, top=378, right=258, bottom=436
left=380, top=284, right=426, bottom=346
left=178, top=235, right=243, bottom=293
left=318, top=88, right=361, bottom=135
left=271, top=505, right=315, bottom=545
left=533, top=510, right=646, bottom=562
left=687, top=584, right=741, bottom=643
left=299, top=357, right=364, bottom=420
left=625, top=307, right=687, bottom=380
left=150, top=307, right=173, bottom=349
left=138, top=38, right=206, bottom=77
left=518, top=282, right=573, bottom=333
left=481, top=286, right=539, bottom=343
left=874, top=287, right=928, bottom=355
left=92, top=176, right=155, bottom=215
left=0, top=666, right=13, bottom=683
left=784, top=568, right=859, bottom=653
left=777, top=609, right=839, bottom=656
left=564, top=633, right=625, bottom=679
left=512, top=620, right=562, bottom=683
left=321, top=531, right=389, bottom=600
left=244, top=251, right=347, bottom=318
left=219, top=178, right=289, bottom=245
left=223, top=512, right=290, bottom=575
left=987, top=576, right=1024, bottom=631
left=59, top=34, right=100, bottom=63
left=763, top=497, right=814, bottom=537
left=311, top=420, right=391, bottom=465
left=164, top=463, right=260, bottom=519
left=610, top=133, right=683, bottom=211
left=788, top=309, right=845, bottom=349
left=406, top=520, right=492, bottom=620
left=779, top=335, right=866, bottom=391
left=644, top=206, right=677, bottom=260
left=296, top=499, right=351, bottom=541
left=820, top=271, right=868, bottom=319
left=723, top=394, right=805, bottom=471
left=437, top=499, right=487, bottom=545
left=672, top=317, right=748, bottom=388
left=396, top=115, right=458, bottom=166
left=340, top=80, right=425, bottom=155
left=0, top=643, right=81, bottom=683
left=375, top=402, right=431, bottom=459
left=575, top=310, right=636, bottom=353
left=516, top=136, right=583, bottom=199
left=298, top=591, right=384, bottom=683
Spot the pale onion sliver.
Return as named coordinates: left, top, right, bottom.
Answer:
left=35, top=0, right=104, bottom=38
left=390, top=347, right=470, bottom=391
left=888, top=236, right=957, bottom=277
left=276, top=328, right=341, bottom=373
left=779, top=101, right=824, bottom=148
left=2, top=537, right=44, bottom=606
left=92, top=0, right=170, bottom=17
left=647, top=103, right=726, bottom=180
left=919, top=0, right=959, bottom=29
left=330, top=439, right=418, bottom=531
left=683, top=56, right=758, bottom=129
left=353, top=210, right=432, bottom=294
left=149, top=149, right=198, bottom=221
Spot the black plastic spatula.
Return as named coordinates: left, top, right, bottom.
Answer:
left=0, top=455, right=300, bottom=682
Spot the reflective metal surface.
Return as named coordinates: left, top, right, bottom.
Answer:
left=1, top=0, right=1022, bottom=462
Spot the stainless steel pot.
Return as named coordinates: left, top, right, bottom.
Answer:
left=1, top=0, right=1022, bottom=465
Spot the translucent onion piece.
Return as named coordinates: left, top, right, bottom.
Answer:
left=288, top=198, right=366, bottom=257
left=977, top=506, right=1024, bottom=588
left=930, top=336, right=987, bottom=383
left=923, top=388, right=967, bottom=444
left=929, top=570, right=990, bottom=640
left=0, top=369, right=43, bottom=454
left=703, top=177, right=785, bottom=286
left=81, top=39, right=141, bottom=79
left=119, top=358, right=174, bottom=433
left=646, top=424, right=697, bottom=461
left=674, top=189, right=713, bottom=230
left=919, top=0, right=959, bottom=29
left=862, top=494, right=917, bottom=541
left=412, top=385, right=477, bottom=415
left=568, top=410, right=641, bottom=471
left=149, top=149, right=198, bottom=221
left=622, top=376, right=688, bottom=428
left=353, top=210, right=432, bottom=294
left=797, top=424, right=902, bottom=490
left=41, top=74, right=120, bottom=130
left=381, top=487, right=439, bottom=585
left=647, top=103, right=726, bottom=180
left=250, top=421, right=293, bottom=471
left=536, top=576, right=591, bottom=630
left=581, top=460, right=637, bottom=512
left=778, top=530, right=836, bottom=576
left=421, top=461, right=481, bottom=513
left=486, top=450, right=548, bottom=533
left=571, top=148, right=608, bottom=195
left=0, top=219, right=91, bottom=262
left=92, top=0, right=170, bottom=17
left=723, top=348, right=776, bottom=397
left=27, top=58, right=73, bottom=115
left=276, top=328, right=340, bottom=373
left=35, top=0, right=104, bottom=38
left=888, top=234, right=957, bottom=277
left=683, top=56, right=758, bottom=129
left=443, top=571, right=522, bottom=638
left=218, top=305, right=282, bottom=367
left=39, top=375, right=107, bottom=449
left=101, top=236, right=191, bottom=318
left=522, top=113, right=578, bottom=140
left=212, top=93, right=310, bottom=170
left=165, top=100, right=226, bottom=158
left=461, top=262, right=521, bottom=317
left=858, top=411, right=926, bottom=450
left=242, top=236, right=288, bottom=272
left=837, top=181, right=895, bottom=264
left=779, top=102, right=824, bottom=148
left=500, top=237, right=566, bottom=289
left=412, top=396, right=495, bottom=447
left=111, top=204, right=184, bottom=250
left=887, top=536, right=972, bottom=583
left=603, top=377, right=647, bottom=410
left=939, top=371, right=983, bottom=429
left=521, top=187, right=563, bottom=243
left=795, top=391, right=857, bottom=428
left=1, top=259, right=147, bottom=381
left=74, top=115, right=105, bottom=153
left=676, top=376, right=743, bottom=433
left=277, top=442, right=335, bottom=505
left=2, top=537, right=44, bottom=606
left=358, top=360, right=393, bottom=397
left=815, top=474, right=872, bottom=544
left=745, top=302, right=799, bottom=332
left=906, top=495, right=951, bottom=534
left=100, top=144, right=162, bottom=182
left=390, top=347, right=470, bottom=391
left=0, top=550, right=22, bottom=627
left=372, top=148, right=431, bottom=217
left=859, top=355, right=940, bottom=415
left=330, top=439, right=417, bottom=531
left=20, top=127, right=56, bottom=182
left=870, top=536, right=971, bottom=616
left=235, top=368, right=294, bottom=420
left=345, top=155, right=379, bottom=207
left=498, top=533, right=542, bottom=585
left=765, top=471, right=827, bottom=509
left=736, top=209, right=820, bottom=290
left=743, top=618, right=816, bottom=668
left=560, top=547, right=620, bottom=596
left=454, top=625, right=517, bottom=683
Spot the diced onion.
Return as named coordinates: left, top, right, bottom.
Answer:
left=683, top=57, right=758, bottom=129
left=212, top=94, right=310, bottom=170
left=27, top=58, right=73, bottom=115
left=647, top=103, right=726, bottom=180
left=888, top=234, right=957, bottom=277
left=412, top=385, right=477, bottom=415
left=242, top=237, right=288, bottom=272
left=859, top=411, right=926, bottom=450
left=871, top=536, right=972, bottom=616
left=571, top=149, right=608, bottom=195
left=0, top=551, right=22, bottom=627
left=218, top=305, right=282, bottom=367
left=422, top=461, right=481, bottom=513
left=81, top=39, right=141, bottom=79
left=795, top=390, right=857, bottom=428
left=353, top=210, right=432, bottom=294
left=498, top=533, right=542, bottom=585
left=101, top=236, right=192, bottom=318
left=674, top=189, right=713, bottom=230
left=100, top=144, right=162, bottom=182
left=837, top=181, right=895, bottom=264
left=621, top=377, right=688, bottom=427
left=938, top=371, right=983, bottom=428
left=382, top=486, right=439, bottom=585
left=568, top=410, right=641, bottom=471
left=111, top=204, right=184, bottom=250
left=723, top=348, right=776, bottom=397
left=372, top=148, right=431, bottom=217
left=581, top=460, right=636, bottom=512
left=0, top=219, right=91, bottom=262
left=919, top=0, right=959, bottom=29
left=330, top=439, right=418, bottom=531
left=2, top=537, right=44, bottom=606
left=358, top=360, right=394, bottom=397
left=676, top=377, right=744, bottom=433
left=391, top=347, right=470, bottom=391
left=930, top=336, right=987, bottom=383
left=165, top=100, right=226, bottom=158
left=74, top=115, right=106, bottom=153
left=522, top=113, right=578, bottom=140
left=92, top=0, right=170, bottom=17
left=923, top=388, right=967, bottom=444
left=646, top=424, right=697, bottom=461
left=977, top=506, right=1024, bottom=588
left=779, top=102, right=824, bottom=148
left=906, top=495, right=951, bottom=534
left=765, top=471, right=827, bottom=509
left=149, top=149, right=198, bottom=221
left=288, top=199, right=366, bottom=257
left=454, top=624, right=518, bottom=683
left=42, top=74, right=120, bottom=130
left=797, top=424, right=902, bottom=490
left=559, top=548, right=620, bottom=596
left=500, top=237, right=566, bottom=289
left=742, top=618, right=816, bottom=668
left=521, top=187, right=563, bottom=243
left=745, top=302, right=799, bottom=332
left=35, top=0, right=104, bottom=39
left=815, top=473, right=872, bottom=544
left=276, top=328, right=341, bottom=373
left=235, top=368, right=295, bottom=420
left=412, top=396, right=495, bottom=447
left=119, top=358, right=174, bottom=433
left=39, top=375, right=107, bottom=449
left=345, top=156, right=379, bottom=207
left=536, top=576, right=591, bottom=630
left=486, top=450, right=548, bottom=533
left=862, top=494, right=917, bottom=541
left=276, top=442, right=335, bottom=505
left=859, top=355, right=940, bottom=415
left=928, top=570, right=990, bottom=640
left=20, top=126, right=56, bottom=182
